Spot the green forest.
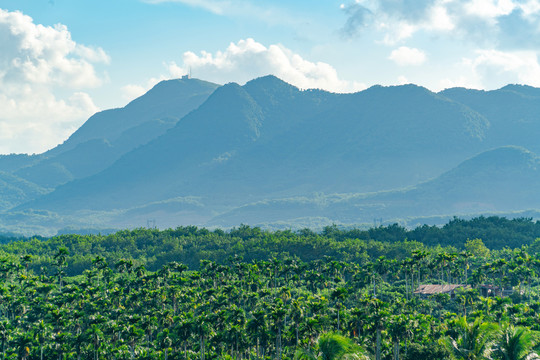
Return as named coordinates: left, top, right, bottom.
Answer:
left=1, top=216, right=540, bottom=359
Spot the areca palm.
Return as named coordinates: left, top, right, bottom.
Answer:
left=32, top=320, right=52, bottom=360
left=0, top=320, right=11, bottom=360
left=294, top=332, right=368, bottom=360
left=388, top=314, right=412, bottom=360
left=445, top=316, right=498, bottom=360
left=495, top=325, right=540, bottom=360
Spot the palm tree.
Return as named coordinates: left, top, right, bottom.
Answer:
left=331, top=287, right=348, bottom=332
left=495, top=324, right=540, bottom=360
left=364, top=297, right=388, bottom=360
left=247, top=309, right=268, bottom=359
left=294, top=332, right=368, bottom=360
left=0, top=320, right=11, bottom=360
left=85, top=323, right=104, bottom=360
left=157, top=328, right=172, bottom=360
left=32, top=320, right=52, bottom=360
left=291, top=297, right=305, bottom=347
left=53, top=247, right=69, bottom=288
left=14, top=331, right=33, bottom=360
left=387, top=314, right=413, bottom=360
left=444, top=316, right=498, bottom=360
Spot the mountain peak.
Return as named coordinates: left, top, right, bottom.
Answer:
left=433, top=146, right=540, bottom=186
left=244, top=75, right=296, bottom=90
left=364, top=83, right=434, bottom=98
left=126, top=78, right=220, bottom=110
left=498, top=84, right=540, bottom=98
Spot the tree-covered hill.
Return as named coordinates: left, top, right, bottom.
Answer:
left=18, top=76, right=492, bottom=214
left=5, top=77, right=540, bottom=234
left=209, top=146, right=540, bottom=228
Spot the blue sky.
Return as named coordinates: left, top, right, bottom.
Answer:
left=2, top=0, right=540, bottom=153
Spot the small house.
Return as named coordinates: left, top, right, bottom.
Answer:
left=479, top=284, right=513, bottom=297
left=414, top=284, right=470, bottom=299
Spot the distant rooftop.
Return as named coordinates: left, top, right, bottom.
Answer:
left=414, top=284, right=469, bottom=295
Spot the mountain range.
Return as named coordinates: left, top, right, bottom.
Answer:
left=1, top=75, right=540, bottom=235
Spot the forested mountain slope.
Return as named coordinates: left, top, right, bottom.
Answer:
left=20, top=76, right=492, bottom=213
left=9, top=78, right=220, bottom=189
left=440, top=85, right=540, bottom=153
left=208, top=146, right=540, bottom=228
left=4, top=76, right=540, bottom=233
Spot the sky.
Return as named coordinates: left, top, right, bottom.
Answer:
left=2, top=0, right=540, bottom=154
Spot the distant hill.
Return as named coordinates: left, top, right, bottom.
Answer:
left=208, top=146, right=540, bottom=227
left=10, top=78, right=220, bottom=188
left=20, top=76, right=492, bottom=214
left=440, top=85, right=540, bottom=154
left=0, top=172, right=48, bottom=211
left=4, top=76, right=540, bottom=234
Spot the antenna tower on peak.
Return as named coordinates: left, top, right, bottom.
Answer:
left=182, top=67, right=192, bottom=80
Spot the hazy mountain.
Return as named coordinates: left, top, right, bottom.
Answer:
left=11, top=78, right=220, bottom=188
left=0, top=172, right=48, bottom=211
left=440, top=85, right=540, bottom=153
left=6, top=76, right=540, bottom=234
left=47, top=78, right=220, bottom=156
left=20, top=76, right=492, bottom=214
left=208, top=146, right=540, bottom=227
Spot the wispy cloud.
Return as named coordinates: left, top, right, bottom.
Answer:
left=340, top=0, right=540, bottom=48
left=142, top=0, right=230, bottom=14
left=141, top=0, right=304, bottom=27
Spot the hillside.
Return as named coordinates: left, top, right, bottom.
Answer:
left=3, top=76, right=540, bottom=234
left=208, top=146, right=540, bottom=227
left=0, top=172, right=48, bottom=211
left=19, top=77, right=491, bottom=214
left=10, top=78, right=220, bottom=189
left=440, top=85, right=540, bottom=153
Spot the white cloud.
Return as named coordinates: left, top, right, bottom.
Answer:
left=0, top=86, right=99, bottom=154
left=465, top=49, right=540, bottom=88
left=426, top=4, right=455, bottom=31
left=168, top=38, right=366, bottom=93
left=0, top=9, right=108, bottom=154
left=464, top=0, right=515, bottom=20
left=389, top=46, right=427, bottom=66
left=438, top=75, right=481, bottom=91
left=397, top=75, right=409, bottom=84
left=120, top=74, right=167, bottom=101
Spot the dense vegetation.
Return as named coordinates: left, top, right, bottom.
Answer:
left=1, top=216, right=539, bottom=276
left=1, top=216, right=540, bottom=359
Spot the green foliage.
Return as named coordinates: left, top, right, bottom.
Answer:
left=0, top=224, right=538, bottom=359
left=404, top=342, right=451, bottom=360
left=465, top=239, right=490, bottom=258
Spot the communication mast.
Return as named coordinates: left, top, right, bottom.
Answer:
left=147, top=219, right=156, bottom=229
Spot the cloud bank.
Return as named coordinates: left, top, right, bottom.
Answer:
left=340, top=0, right=540, bottom=90
left=167, top=38, right=366, bottom=93
left=0, top=9, right=109, bottom=154
left=340, top=0, right=540, bottom=48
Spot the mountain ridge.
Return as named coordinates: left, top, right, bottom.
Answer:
left=4, top=76, right=540, bottom=234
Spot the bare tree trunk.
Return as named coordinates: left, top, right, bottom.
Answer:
left=376, top=327, right=381, bottom=360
